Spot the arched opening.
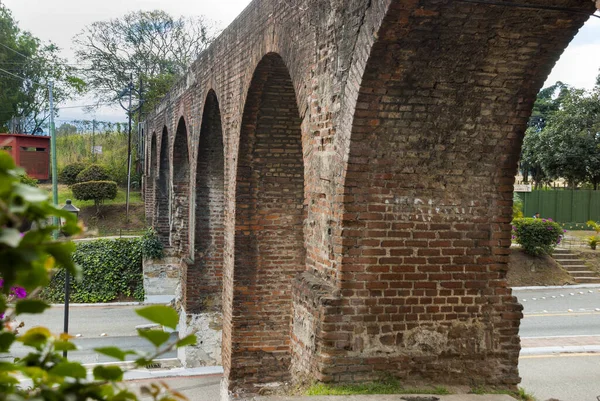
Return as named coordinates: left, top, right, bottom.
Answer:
left=171, top=117, right=190, bottom=253
left=190, top=90, right=225, bottom=313
left=156, top=127, right=170, bottom=246
left=230, top=53, right=305, bottom=388
left=335, top=0, right=593, bottom=387
left=146, top=133, right=158, bottom=226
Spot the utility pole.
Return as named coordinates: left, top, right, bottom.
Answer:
left=49, top=81, right=58, bottom=224
left=126, top=74, right=133, bottom=223
left=91, top=119, right=96, bottom=162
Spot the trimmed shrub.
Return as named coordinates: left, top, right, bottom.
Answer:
left=512, top=217, right=564, bottom=256
left=59, top=162, right=88, bottom=185
left=71, top=180, right=118, bottom=213
left=76, top=163, right=110, bottom=183
left=40, top=238, right=144, bottom=303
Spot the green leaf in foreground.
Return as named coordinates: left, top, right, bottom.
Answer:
left=137, top=329, right=170, bottom=347
left=176, top=334, right=197, bottom=347
left=135, top=305, right=178, bottom=330
left=50, top=361, right=87, bottom=379
left=94, top=346, right=133, bottom=361
left=15, top=299, right=50, bottom=315
left=93, top=365, right=123, bottom=381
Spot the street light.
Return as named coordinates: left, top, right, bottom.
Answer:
left=61, top=199, right=79, bottom=358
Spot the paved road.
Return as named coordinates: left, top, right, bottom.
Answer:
left=18, top=304, right=149, bottom=337
left=519, top=353, right=600, bottom=401
left=515, top=286, right=600, bottom=400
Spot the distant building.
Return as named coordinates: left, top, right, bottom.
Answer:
left=0, top=133, right=50, bottom=180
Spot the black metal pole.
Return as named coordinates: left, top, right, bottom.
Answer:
left=63, top=271, right=70, bottom=358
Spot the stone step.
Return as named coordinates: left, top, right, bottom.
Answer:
left=553, top=249, right=573, bottom=254
left=556, top=259, right=585, bottom=265
left=563, top=265, right=592, bottom=271
left=574, top=277, right=600, bottom=284
left=569, top=271, right=597, bottom=278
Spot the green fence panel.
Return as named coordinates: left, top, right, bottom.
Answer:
left=521, top=189, right=600, bottom=225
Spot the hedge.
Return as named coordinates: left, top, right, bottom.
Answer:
left=41, top=238, right=145, bottom=303
left=512, top=217, right=564, bottom=256
left=71, top=181, right=118, bottom=210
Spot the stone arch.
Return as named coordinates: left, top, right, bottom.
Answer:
left=156, top=127, right=170, bottom=246
left=171, top=117, right=191, bottom=253
left=189, top=89, right=225, bottom=313
left=228, top=52, right=306, bottom=392
left=335, top=0, right=593, bottom=386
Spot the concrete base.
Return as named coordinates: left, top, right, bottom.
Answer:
left=177, top=310, right=223, bottom=367
left=143, top=257, right=180, bottom=302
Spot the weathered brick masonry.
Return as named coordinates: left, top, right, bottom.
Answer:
left=144, top=0, right=595, bottom=398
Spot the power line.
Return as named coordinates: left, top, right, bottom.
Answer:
left=0, top=41, right=31, bottom=59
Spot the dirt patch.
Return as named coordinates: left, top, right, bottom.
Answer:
left=507, top=248, right=575, bottom=287
left=573, top=249, right=600, bottom=275
left=79, top=203, right=146, bottom=236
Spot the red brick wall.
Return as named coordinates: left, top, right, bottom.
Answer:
left=143, top=0, right=594, bottom=396
left=172, top=117, right=191, bottom=254
left=145, top=133, right=157, bottom=225
left=230, top=53, right=306, bottom=390
left=188, top=90, right=225, bottom=313
left=156, top=127, right=170, bottom=247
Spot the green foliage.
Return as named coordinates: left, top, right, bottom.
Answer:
left=587, top=220, right=600, bottom=234
left=56, top=127, right=131, bottom=185
left=71, top=180, right=118, bottom=213
left=521, top=78, right=600, bottom=189
left=40, top=238, right=144, bottom=303
left=513, top=192, right=523, bottom=219
left=0, top=149, right=192, bottom=401
left=0, top=5, right=85, bottom=133
left=76, top=163, right=110, bottom=182
left=305, top=377, right=450, bottom=396
left=18, top=173, right=38, bottom=187
left=587, top=236, right=599, bottom=250
left=141, top=227, right=164, bottom=259
left=512, top=218, right=564, bottom=256
left=59, top=162, right=88, bottom=185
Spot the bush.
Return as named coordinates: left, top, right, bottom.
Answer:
left=59, top=162, right=87, bottom=185
left=40, top=238, right=145, bottom=303
left=512, top=217, right=564, bottom=256
left=141, top=227, right=164, bottom=259
left=71, top=180, right=118, bottom=213
left=19, top=173, right=38, bottom=187
left=76, top=163, right=110, bottom=183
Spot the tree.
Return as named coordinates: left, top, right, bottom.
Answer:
left=73, top=10, right=217, bottom=111
left=0, top=5, right=85, bottom=133
left=520, top=75, right=600, bottom=189
left=537, top=87, right=600, bottom=189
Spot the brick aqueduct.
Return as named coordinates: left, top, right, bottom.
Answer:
left=143, top=0, right=595, bottom=398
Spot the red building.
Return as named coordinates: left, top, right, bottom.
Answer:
left=0, top=134, right=50, bottom=180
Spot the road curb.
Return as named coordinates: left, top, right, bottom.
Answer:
left=521, top=345, right=600, bottom=356
left=512, top=284, right=600, bottom=291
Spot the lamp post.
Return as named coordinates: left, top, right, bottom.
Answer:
left=61, top=199, right=79, bottom=358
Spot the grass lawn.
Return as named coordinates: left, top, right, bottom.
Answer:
left=39, top=183, right=143, bottom=208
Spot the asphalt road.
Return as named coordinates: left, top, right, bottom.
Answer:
left=519, top=353, right=600, bottom=401
left=515, top=286, right=600, bottom=400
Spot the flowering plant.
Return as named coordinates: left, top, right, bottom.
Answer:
left=512, top=217, right=564, bottom=256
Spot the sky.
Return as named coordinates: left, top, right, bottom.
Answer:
left=2, top=0, right=600, bottom=125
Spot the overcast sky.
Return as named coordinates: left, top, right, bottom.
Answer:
left=3, top=0, right=600, bottom=124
